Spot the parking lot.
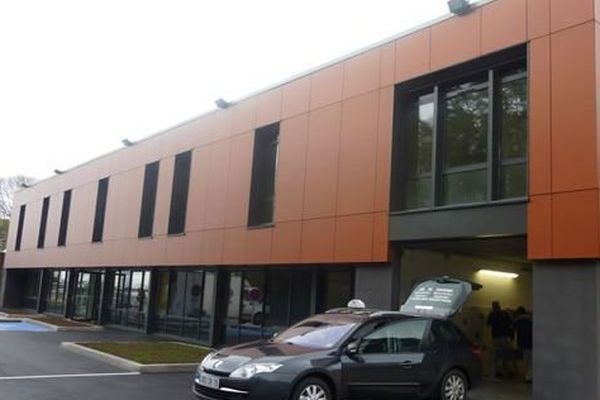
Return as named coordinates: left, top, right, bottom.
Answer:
left=0, top=328, right=530, bottom=400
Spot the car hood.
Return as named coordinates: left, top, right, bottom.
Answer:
left=203, top=340, right=320, bottom=374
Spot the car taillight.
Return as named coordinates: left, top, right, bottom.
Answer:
left=471, top=344, right=483, bottom=358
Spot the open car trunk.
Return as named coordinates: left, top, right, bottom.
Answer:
left=400, top=277, right=482, bottom=319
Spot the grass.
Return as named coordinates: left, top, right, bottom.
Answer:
left=80, top=341, right=212, bottom=364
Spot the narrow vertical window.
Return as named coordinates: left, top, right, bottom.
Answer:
left=138, top=161, right=160, bottom=238
left=14, top=204, right=26, bottom=251
left=37, top=196, right=50, bottom=249
left=497, top=67, right=528, bottom=199
left=401, top=92, right=434, bottom=209
left=58, top=190, right=71, bottom=246
left=168, top=151, right=192, bottom=235
left=248, top=123, right=279, bottom=227
left=92, top=178, right=109, bottom=243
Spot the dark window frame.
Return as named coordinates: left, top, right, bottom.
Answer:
left=168, top=151, right=192, bottom=235
left=248, top=122, right=280, bottom=228
left=14, top=204, right=26, bottom=251
left=37, top=196, right=50, bottom=249
left=92, top=177, right=110, bottom=243
left=58, top=190, right=72, bottom=247
left=391, top=45, right=528, bottom=214
left=138, top=161, right=160, bottom=238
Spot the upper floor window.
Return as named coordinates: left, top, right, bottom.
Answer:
left=392, top=49, right=527, bottom=212
left=168, top=150, right=192, bottom=235
left=37, top=196, right=50, bottom=249
left=58, top=189, right=72, bottom=246
left=14, top=204, right=26, bottom=251
left=248, top=123, right=279, bottom=227
left=139, top=161, right=160, bottom=238
left=92, top=177, right=109, bottom=243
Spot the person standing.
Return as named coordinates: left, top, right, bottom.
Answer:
left=513, top=306, right=533, bottom=383
left=487, top=301, right=513, bottom=379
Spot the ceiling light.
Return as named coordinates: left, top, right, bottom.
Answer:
left=478, top=269, right=519, bottom=279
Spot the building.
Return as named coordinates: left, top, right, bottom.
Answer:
left=3, top=0, right=600, bottom=398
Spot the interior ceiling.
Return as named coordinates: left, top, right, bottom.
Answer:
left=401, top=236, right=530, bottom=266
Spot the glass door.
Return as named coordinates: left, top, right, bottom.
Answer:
left=73, top=271, right=103, bottom=321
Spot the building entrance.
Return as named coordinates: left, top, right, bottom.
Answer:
left=72, top=271, right=103, bottom=321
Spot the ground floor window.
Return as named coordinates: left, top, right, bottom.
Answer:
left=221, top=267, right=354, bottom=345
left=45, top=270, right=68, bottom=314
left=72, top=271, right=103, bottom=321
left=106, top=270, right=150, bottom=329
left=155, top=269, right=215, bottom=341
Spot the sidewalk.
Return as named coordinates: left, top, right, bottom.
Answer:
left=471, top=380, right=532, bottom=400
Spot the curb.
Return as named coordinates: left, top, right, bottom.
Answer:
left=60, top=342, right=199, bottom=373
left=0, top=316, right=104, bottom=332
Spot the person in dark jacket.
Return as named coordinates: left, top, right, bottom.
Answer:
left=513, top=306, right=532, bottom=383
left=487, top=301, right=513, bottom=378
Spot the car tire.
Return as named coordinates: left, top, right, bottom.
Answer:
left=291, top=377, right=332, bottom=400
left=440, top=369, right=468, bottom=400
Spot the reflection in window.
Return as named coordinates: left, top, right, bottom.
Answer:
left=403, top=93, right=434, bottom=209
left=106, top=270, right=150, bottom=330
left=442, top=78, right=489, bottom=205
left=498, top=69, right=527, bottom=199
left=359, top=319, right=428, bottom=354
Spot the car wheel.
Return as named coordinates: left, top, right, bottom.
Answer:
left=292, top=377, right=331, bottom=400
left=440, top=369, right=468, bottom=400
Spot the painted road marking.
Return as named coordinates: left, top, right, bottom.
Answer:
left=0, top=372, right=141, bottom=381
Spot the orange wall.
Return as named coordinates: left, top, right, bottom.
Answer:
left=6, top=0, right=600, bottom=268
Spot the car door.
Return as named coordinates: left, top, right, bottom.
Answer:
left=342, top=318, right=431, bottom=400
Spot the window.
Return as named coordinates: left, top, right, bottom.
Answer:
left=248, top=123, right=279, bottom=227
left=138, top=161, right=160, bottom=238
left=394, top=51, right=527, bottom=211
left=155, top=269, right=215, bottom=341
left=45, top=270, right=68, bottom=314
left=359, top=319, right=429, bottom=354
left=58, top=190, right=72, bottom=246
left=14, top=204, right=26, bottom=251
left=92, top=177, right=109, bottom=242
left=168, top=151, right=192, bottom=235
left=106, top=269, right=151, bottom=330
left=37, top=197, right=50, bottom=249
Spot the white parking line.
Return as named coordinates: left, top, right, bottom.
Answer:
left=0, top=372, right=141, bottom=381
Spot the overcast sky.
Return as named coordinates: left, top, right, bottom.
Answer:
left=0, top=0, right=449, bottom=180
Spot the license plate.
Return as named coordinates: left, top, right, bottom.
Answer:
left=198, top=372, right=220, bottom=389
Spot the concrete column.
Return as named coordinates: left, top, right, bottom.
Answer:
left=533, top=261, right=600, bottom=399
left=354, top=250, right=402, bottom=310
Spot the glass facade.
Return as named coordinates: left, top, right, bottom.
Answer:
left=155, top=269, right=215, bottom=341
left=72, top=271, right=103, bottom=321
left=45, top=270, right=68, bottom=314
left=106, top=270, right=151, bottom=329
left=396, top=57, right=527, bottom=211
left=221, top=268, right=354, bottom=345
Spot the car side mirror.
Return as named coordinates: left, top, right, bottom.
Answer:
left=345, top=341, right=360, bottom=355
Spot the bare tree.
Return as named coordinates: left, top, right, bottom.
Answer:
left=0, top=176, right=36, bottom=219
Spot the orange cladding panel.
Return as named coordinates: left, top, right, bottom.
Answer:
left=337, top=91, right=379, bottom=215
left=334, top=213, right=374, bottom=262
left=527, top=0, right=551, bottom=39
left=245, top=228, right=273, bottom=264
left=271, top=221, right=302, bottom=264
left=274, top=114, right=309, bottom=222
left=430, top=9, right=482, bottom=72
left=551, top=22, right=597, bottom=192
left=303, top=104, right=342, bottom=219
left=481, top=0, right=527, bottom=54
left=529, top=37, right=552, bottom=195
left=343, top=48, right=381, bottom=99
left=552, top=190, right=600, bottom=258
left=374, top=87, right=394, bottom=212
left=223, top=227, right=246, bottom=265
left=395, top=30, right=431, bottom=83
left=281, top=77, right=311, bottom=119
left=187, top=147, right=211, bottom=231
left=205, top=140, right=232, bottom=229
left=225, top=132, right=253, bottom=228
left=301, top=217, right=335, bottom=263
left=550, top=0, right=594, bottom=32
left=528, top=194, right=553, bottom=259
left=310, top=63, right=344, bottom=110
left=256, top=88, right=283, bottom=127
